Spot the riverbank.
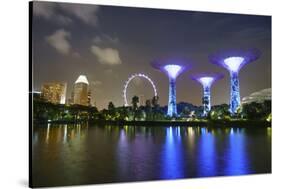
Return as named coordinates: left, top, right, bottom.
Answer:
left=33, top=119, right=271, bottom=128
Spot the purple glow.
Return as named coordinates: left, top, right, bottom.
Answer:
left=209, top=49, right=261, bottom=114
left=151, top=58, right=191, bottom=116
left=199, top=77, right=215, bottom=87
left=164, top=64, right=182, bottom=79
left=209, top=48, right=261, bottom=72
left=191, top=73, right=223, bottom=87
left=224, top=57, right=245, bottom=72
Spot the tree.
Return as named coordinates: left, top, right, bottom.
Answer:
left=144, top=99, right=152, bottom=120
left=88, top=106, right=99, bottom=120
left=118, top=106, right=130, bottom=121
left=151, top=96, right=160, bottom=120
left=108, top=101, right=116, bottom=120
left=242, top=100, right=271, bottom=120
left=132, top=96, right=139, bottom=121
left=152, top=96, right=159, bottom=109
left=181, top=106, right=191, bottom=118
left=108, top=101, right=115, bottom=111
left=208, top=104, right=230, bottom=120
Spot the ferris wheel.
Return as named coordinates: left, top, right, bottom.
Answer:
left=123, top=73, right=158, bottom=106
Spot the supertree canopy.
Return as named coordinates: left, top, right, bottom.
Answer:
left=191, top=73, right=223, bottom=116
left=209, top=49, right=261, bottom=114
left=151, top=57, right=191, bottom=117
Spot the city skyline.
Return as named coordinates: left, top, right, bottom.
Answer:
left=30, top=2, right=272, bottom=187
left=32, top=2, right=271, bottom=109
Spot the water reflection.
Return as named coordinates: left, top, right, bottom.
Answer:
left=225, top=128, right=249, bottom=175
left=38, top=123, right=88, bottom=144
left=32, top=124, right=271, bottom=187
left=198, top=127, right=216, bottom=176
left=161, top=127, right=184, bottom=179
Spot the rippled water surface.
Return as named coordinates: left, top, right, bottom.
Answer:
left=32, top=124, right=271, bottom=187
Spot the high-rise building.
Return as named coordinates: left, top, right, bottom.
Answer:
left=67, top=91, right=74, bottom=105
left=73, top=75, right=89, bottom=106
left=41, top=82, right=67, bottom=104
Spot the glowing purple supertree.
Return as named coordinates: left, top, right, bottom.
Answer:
left=191, top=73, right=223, bottom=116
left=209, top=49, right=261, bottom=114
left=151, top=58, right=191, bottom=117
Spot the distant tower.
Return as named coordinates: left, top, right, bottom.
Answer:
left=209, top=49, right=261, bottom=113
left=152, top=58, right=191, bottom=117
left=73, top=75, right=89, bottom=106
left=191, top=73, right=223, bottom=116
left=41, top=82, right=67, bottom=104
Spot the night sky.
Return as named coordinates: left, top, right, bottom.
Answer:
left=32, top=1, right=271, bottom=110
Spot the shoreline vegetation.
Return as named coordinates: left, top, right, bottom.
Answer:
left=34, top=119, right=271, bottom=128
left=32, top=95, right=271, bottom=128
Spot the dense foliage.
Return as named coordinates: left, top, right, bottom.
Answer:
left=33, top=94, right=271, bottom=122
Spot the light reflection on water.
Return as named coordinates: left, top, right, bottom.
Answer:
left=225, top=128, right=248, bottom=175
left=32, top=124, right=271, bottom=187
left=198, top=127, right=216, bottom=176
left=161, top=127, right=184, bottom=179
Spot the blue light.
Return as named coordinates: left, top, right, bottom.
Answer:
left=198, top=128, right=216, bottom=176
left=209, top=49, right=261, bottom=114
left=230, top=72, right=240, bottom=113
left=202, top=86, right=211, bottom=116
left=199, top=77, right=214, bottom=87
left=224, top=57, right=244, bottom=72
left=225, top=129, right=249, bottom=175
left=167, top=77, right=177, bottom=116
left=152, top=61, right=189, bottom=117
left=164, top=64, right=182, bottom=79
left=152, top=61, right=188, bottom=117
left=163, top=64, right=184, bottom=117
left=161, top=127, right=184, bottom=179
left=222, top=57, right=244, bottom=113
left=195, top=76, right=217, bottom=116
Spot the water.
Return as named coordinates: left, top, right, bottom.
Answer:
left=32, top=124, right=271, bottom=187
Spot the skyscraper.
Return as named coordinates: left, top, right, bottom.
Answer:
left=73, top=75, right=89, bottom=106
left=41, top=82, right=67, bottom=104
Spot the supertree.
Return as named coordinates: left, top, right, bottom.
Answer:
left=151, top=57, right=191, bottom=117
left=191, top=73, right=223, bottom=116
left=209, top=49, right=261, bottom=114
